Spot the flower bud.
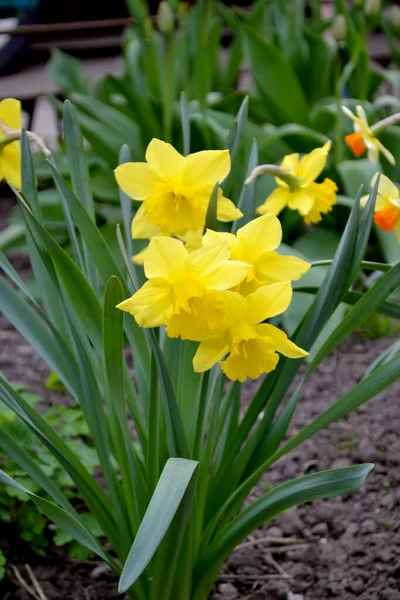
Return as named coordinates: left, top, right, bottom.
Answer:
left=156, top=1, right=174, bottom=34
left=332, top=14, right=347, bottom=41
left=390, top=5, right=400, bottom=30
left=364, top=0, right=381, bottom=17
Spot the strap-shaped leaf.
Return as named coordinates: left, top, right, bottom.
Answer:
left=197, top=464, right=373, bottom=590
left=231, top=137, right=258, bottom=233
left=0, top=470, right=113, bottom=566
left=119, top=458, right=198, bottom=593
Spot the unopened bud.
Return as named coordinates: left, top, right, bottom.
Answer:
left=156, top=1, right=174, bottom=34
left=390, top=5, right=400, bottom=30
left=332, top=14, right=347, bottom=41
left=364, top=0, right=380, bottom=17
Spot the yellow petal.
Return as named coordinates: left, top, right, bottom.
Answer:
left=0, top=98, right=21, bottom=131
left=280, top=152, right=299, bottom=174
left=2, top=141, right=21, bottom=189
left=205, top=260, right=250, bottom=290
left=131, top=205, right=161, bottom=239
left=372, top=173, right=399, bottom=201
left=298, top=141, right=331, bottom=185
left=255, top=323, right=308, bottom=358
left=237, top=214, right=282, bottom=256
left=114, top=162, right=160, bottom=200
left=188, top=242, right=230, bottom=281
left=116, top=280, right=172, bottom=328
left=193, top=337, right=229, bottom=372
left=144, top=237, right=187, bottom=281
left=216, top=194, right=243, bottom=222
left=257, top=187, right=290, bottom=216
left=183, top=149, right=230, bottom=188
left=145, top=138, right=185, bottom=183
left=256, top=252, right=310, bottom=283
left=245, top=282, right=293, bottom=324
left=375, top=140, right=395, bottom=166
left=287, top=189, right=315, bottom=215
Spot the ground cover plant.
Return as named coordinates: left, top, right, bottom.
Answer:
left=0, top=85, right=400, bottom=598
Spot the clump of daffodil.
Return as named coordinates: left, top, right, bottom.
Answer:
left=117, top=237, right=250, bottom=339
left=202, top=214, right=310, bottom=295
left=251, top=142, right=337, bottom=224
left=342, top=105, right=398, bottom=165
left=114, top=138, right=242, bottom=238
left=193, top=283, right=308, bottom=382
left=362, top=173, right=400, bottom=241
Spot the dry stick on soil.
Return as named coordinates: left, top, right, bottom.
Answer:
left=11, top=565, right=41, bottom=600
left=25, top=564, right=49, bottom=600
left=235, top=535, right=302, bottom=551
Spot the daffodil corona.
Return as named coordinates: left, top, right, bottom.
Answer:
left=193, top=284, right=308, bottom=382
left=362, top=174, right=400, bottom=241
left=342, top=105, right=396, bottom=165
left=114, top=139, right=242, bottom=238
left=256, top=142, right=337, bottom=224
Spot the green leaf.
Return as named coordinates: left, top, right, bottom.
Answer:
left=243, top=24, right=309, bottom=125
left=197, top=465, right=373, bottom=588
left=180, top=91, right=191, bottom=156
left=47, top=49, right=88, bottom=94
left=205, top=182, right=219, bottom=232
left=0, top=470, right=113, bottom=565
left=119, top=458, right=198, bottom=593
left=231, top=138, right=258, bottom=233
left=308, top=260, right=400, bottom=372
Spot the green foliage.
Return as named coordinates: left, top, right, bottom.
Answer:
left=0, top=387, right=100, bottom=559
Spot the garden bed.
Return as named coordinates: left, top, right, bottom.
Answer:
left=1, top=311, right=399, bottom=600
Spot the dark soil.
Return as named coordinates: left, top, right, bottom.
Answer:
left=1, top=322, right=399, bottom=599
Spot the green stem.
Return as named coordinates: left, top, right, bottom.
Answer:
left=147, top=350, right=160, bottom=494
left=334, top=51, right=343, bottom=165
left=163, top=32, right=176, bottom=143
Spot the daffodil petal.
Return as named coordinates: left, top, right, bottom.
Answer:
left=220, top=346, right=279, bottom=382
left=375, top=141, right=396, bottom=166
left=116, top=280, right=172, bottom=328
left=144, top=237, right=187, bottom=281
left=303, top=179, right=337, bottom=225
left=183, top=149, right=230, bottom=188
left=298, top=141, right=331, bottom=185
left=372, top=173, right=399, bottom=201
left=256, top=252, right=310, bottom=283
left=131, top=205, right=161, bottom=239
left=188, top=242, right=230, bottom=281
left=2, top=141, right=21, bottom=189
left=114, top=162, right=160, bottom=200
left=193, top=337, right=229, bottom=372
left=255, top=324, right=308, bottom=358
left=237, top=214, right=282, bottom=255
left=0, top=98, right=21, bottom=131
left=216, top=194, right=243, bottom=222
left=257, top=186, right=290, bottom=216
left=206, top=260, right=250, bottom=290
left=146, top=138, right=185, bottom=182
left=245, top=282, right=293, bottom=324
left=280, top=152, right=299, bottom=173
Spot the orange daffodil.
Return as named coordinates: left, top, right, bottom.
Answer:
left=342, top=105, right=396, bottom=165
left=362, top=174, right=400, bottom=240
left=114, top=138, right=242, bottom=238
left=117, top=211, right=310, bottom=381
left=0, top=98, right=22, bottom=189
left=254, top=141, right=337, bottom=224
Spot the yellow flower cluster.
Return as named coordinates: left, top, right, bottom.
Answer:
left=0, top=98, right=22, bottom=190
left=256, top=141, right=337, bottom=224
left=117, top=210, right=310, bottom=382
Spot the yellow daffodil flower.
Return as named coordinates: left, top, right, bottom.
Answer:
left=0, top=98, right=22, bottom=189
left=117, top=237, right=250, bottom=338
left=256, top=142, right=337, bottom=224
left=342, top=105, right=395, bottom=165
left=114, top=138, right=242, bottom=238
left=202, top=213, right=310, bottom=295
left=193, top=283, right=308, bottom=382
left=361, top=173, right=400, bottom=241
